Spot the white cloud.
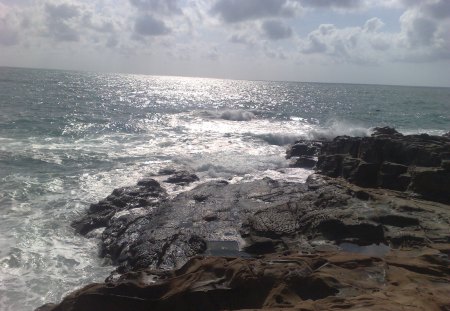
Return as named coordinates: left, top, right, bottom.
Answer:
left=300, top=20, right=395, bottom=64
left=0, top=0, right=449, bottom=86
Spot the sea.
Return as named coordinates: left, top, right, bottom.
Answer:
left=0, top=66, right=448, bottom=310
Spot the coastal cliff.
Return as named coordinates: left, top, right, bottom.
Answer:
left=38, top=128, right=450, bottom=311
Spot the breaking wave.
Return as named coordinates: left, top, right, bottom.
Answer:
left=307, top=120, right=371, bottom=140
left=253, top=133, right=301, bottom=146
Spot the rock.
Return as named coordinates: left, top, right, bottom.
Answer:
left=71, top=179, right=167, bottom=236
left=371, top=126, right=401, bottom=136
left=442, top=131, right=450, bottom=138
left=290, top=156, right=316, bottom=168
left=157, top=167, right=177, bottom=175
left=315, top=130, right=450, bottom=203
left=348, top=161, right=378, bottom=187
left=41, top=129, right=450, bottom=310
left=164, top=171, right=199, bottom=185
left=409, top=167, right=450, bottom=203
left=286, top=141, right=321, bottom=159
left=39, top=249, right=450, bottom=311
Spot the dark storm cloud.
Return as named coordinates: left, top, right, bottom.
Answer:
left=261, top=20, right=292, bottom=40
left=134, top=14, right=171, bottom=36
left=300, top=0, right=360, bottom=9
left=211, top=0, right=297, bottom=23
left=45, top=3, right=80, bottom=42
left=129, top=0, right=182, bottom=15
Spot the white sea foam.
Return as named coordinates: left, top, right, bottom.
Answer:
left=219, top=110, right=255, bottom=121
left=307, top=120, right=371, bottom=140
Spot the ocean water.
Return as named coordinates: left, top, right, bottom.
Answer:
left=0, top=66, right=448, bottom=310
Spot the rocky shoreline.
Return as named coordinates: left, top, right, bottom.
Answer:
left=37, top=128, right=450, bottom=311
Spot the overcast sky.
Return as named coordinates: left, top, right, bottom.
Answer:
left=1, top=0, right=450, bottom=86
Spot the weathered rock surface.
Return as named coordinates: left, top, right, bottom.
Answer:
left=39, top=247, right=450, bottom=311
left=286, top=128, right=450, bottom=203
left=40, top=128, right=450, bottom=311
left=164, top=170, right=199, bottom=185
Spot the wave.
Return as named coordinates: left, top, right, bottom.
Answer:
left=307, top=120, right=371, bottom=140
left=197, top=110, right=257, bottom=121
left=219, top=110, right=256, bottom=121
left=253, top=133, right=301, bottom=146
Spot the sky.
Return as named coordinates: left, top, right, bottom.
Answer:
left=1, top=0, right=450, bottom=87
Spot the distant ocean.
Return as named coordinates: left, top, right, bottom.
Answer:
left=0, top=67, right=449, bottom=310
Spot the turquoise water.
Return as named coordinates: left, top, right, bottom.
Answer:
left=0, top=67, right=449, bottom=310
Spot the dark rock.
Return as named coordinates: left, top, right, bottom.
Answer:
left=164, top=171, right=199, bottom=185
left=316, top=154, right=345, bottom=177
left=71, top=179, right=167, bottom=236
left=39, top=250, right=450, bottom=311
left=40, top=126, right=450, bottom=311
left=380, top=162, right=408, bottom=175
left=290, top=156, right=316, bottom=168
left=409, top=167, right=450, bottom=203
left=371, top=126, right=401, bottom=137
left=157, top=167, right=177, bottom=175
left=315, top=130, right=450, bottom=203
left=443, top=131, right=450, bottom=138
left=286, top=141, right=321, bottom=159
left=45, top=169, right=450, bottom=310
left=202, top=213, right=218, bottom=221
left=348, top=161, right=379, bottom=187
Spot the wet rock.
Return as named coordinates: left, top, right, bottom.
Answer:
left=286, top=141, right=321, bottom=159
left=164, top=170, right=199, bottom=185
left=42, top=168, right=450, bottom=311
left=289, top=156, right=316, bottom=168
left=71, top=179, right=167, bottom=236
left=157, top=167, right=177, bottom=175
left=371, top=126, right=401, bottom=136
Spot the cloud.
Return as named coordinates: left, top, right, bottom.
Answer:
left=0, top=10, right=21, bottom=46
left=261, top=20, right=292, bottom=40
left=134, top=14, right=171, bottom=36
left=82, top=13, right=115, bottom=34
left=300, top=0, right=361, bottom=9
left=44, top=2, right=81, bottom=42
left=300, top=20, right=394, bottom=64
left=210, top=0, right=300, bottom=23
left=129, top=0, right=182, bottom=15
left=423, top=0, right=450, bottom=19
left=397, top=0, right=450, bottom=61
left=229, top=33, right=254, bottom=45
left=364, top=17, right=384, bottom=32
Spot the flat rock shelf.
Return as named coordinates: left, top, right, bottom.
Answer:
left=38, top=129, right=450, bottom=311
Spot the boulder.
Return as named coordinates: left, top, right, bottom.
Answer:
left=315, top=129, right=450, bottom=203
left=290, top=156, right=316, bottom=168
left=164, top=171, right=199, bottom=185
left=286, top=141, right=321, bottom=159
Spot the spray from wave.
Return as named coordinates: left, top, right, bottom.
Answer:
left=306, top=120, right=371, bottom=140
